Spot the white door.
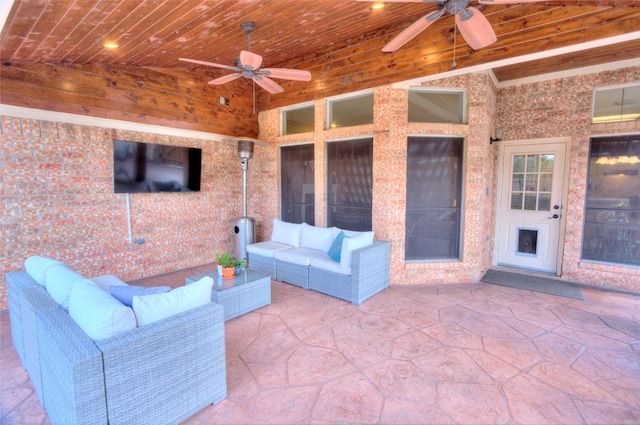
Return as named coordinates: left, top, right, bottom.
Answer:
left=496, top=140, right=569, bottom=274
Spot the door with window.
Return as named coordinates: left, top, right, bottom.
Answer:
left=496, top=140, right=568, bottom=273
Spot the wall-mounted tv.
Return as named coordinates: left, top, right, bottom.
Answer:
left=113, top=140, right=202, bottom=193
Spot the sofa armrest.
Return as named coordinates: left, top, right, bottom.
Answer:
left=6, top=271, right=42, bottom=369
left=96, top=302, right=226, bottom=425
left=350, top=240, right=391, bottom=305
left=35, top=305, right=108, bottom=425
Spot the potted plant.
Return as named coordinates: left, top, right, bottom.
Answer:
left=215, top=252, right=242, bottom=279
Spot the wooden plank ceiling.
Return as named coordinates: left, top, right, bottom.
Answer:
left=1, top=0, right=639, bottom=137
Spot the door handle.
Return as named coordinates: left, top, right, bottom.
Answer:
left=548, top=214, right=560, bottom=219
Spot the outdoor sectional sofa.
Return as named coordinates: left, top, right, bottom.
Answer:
left=247, top=219, right=390, bottom=305
left=7, top=256, right=226, bottom=425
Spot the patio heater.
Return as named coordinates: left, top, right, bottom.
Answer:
left=234, top=140, right=255, bottom=261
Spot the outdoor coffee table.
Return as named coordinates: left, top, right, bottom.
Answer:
left=185, top=268, right=271, bottom=321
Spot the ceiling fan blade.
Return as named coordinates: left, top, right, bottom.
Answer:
left=179, top=57, right=238, bottom=71
left=382, top=10, right=443, bottom=53
left=356, top=0, right=435, bottom=2
left=208, top=73, right=242, bottom=85
left=261, top=68, right=311, bottom=81
left=455, top=7, right=497, bottom=50
left=478, top=0, right=546, bottom=3
left=239, top=50, right=263, bottom=70
left=253, top=76, right=284, bottom=94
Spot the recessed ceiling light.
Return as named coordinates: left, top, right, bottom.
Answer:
left=371, top=2, right=384, bottom=10
left=103, top=42, right=119, bottom=49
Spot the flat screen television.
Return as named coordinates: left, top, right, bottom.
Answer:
left=113, top=140, right=202, bottom=193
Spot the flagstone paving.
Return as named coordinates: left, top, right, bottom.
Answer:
left=2, top=263, right=639, bottom=424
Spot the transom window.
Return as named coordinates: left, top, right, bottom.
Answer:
left=592, top=84, right=640, bottom=124
left=408, top=89, right=466, bottom=124
left=327, top=92, right=374, bottom=129
left=281, top=104, right=315, bottom=135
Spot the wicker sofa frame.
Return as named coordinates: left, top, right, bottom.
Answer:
left=7, top=270, right=227, bottom=425
left=249, top=240, right=390, bottom=305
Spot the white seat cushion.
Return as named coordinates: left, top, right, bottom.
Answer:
left=274, top=247, right=325, bottom=266
left=247, top=241, right=292, bottom=257
left=132, top=276, right=213, bottom=326
left=69, top=279, right=137, bottom=341
left=310, top=254, right=351, bottom=275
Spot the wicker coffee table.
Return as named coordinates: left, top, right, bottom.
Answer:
left=185, top=268, right=271, bottom=321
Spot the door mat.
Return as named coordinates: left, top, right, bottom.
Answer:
left=481, top=269, right=583, bottom=300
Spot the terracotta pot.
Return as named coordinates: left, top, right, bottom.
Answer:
left=221, top=266, right=235, bottom=279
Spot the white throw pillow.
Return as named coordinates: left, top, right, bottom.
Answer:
left=68, top=279, right=137, bottom=341
left=271, top=219, right=302, bottom=247
left=300, top=223, right=336, bottom=252
left=340, top=231, right=374, bottom=269
left=45, top=264, right=86, bottom=310
left=24, top=256, right=64, bottom=286
left=132, top=276, right=213, bottom=326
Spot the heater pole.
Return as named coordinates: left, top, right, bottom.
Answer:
left=241, top=158, right=248, bottom=217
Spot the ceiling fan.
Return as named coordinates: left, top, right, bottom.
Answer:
left=361, top=0, right=546, bottom=52
left=179, top=22, right=311, bottom=94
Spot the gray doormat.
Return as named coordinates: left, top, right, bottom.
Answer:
left=481, top=269, right=583, bottom=300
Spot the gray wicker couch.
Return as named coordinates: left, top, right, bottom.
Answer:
left=7, top=269, right=227, bottom=425
left=247, top=220, right=390, bottom=305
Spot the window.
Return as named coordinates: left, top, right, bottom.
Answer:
left=327, top=92, right=374, bottom=129
left=280, top=144, right=315, bottom=225
left=281, top=104, right=315, bottom=135
left=510, top=154, right=554, bottom=212
left=327, top=138, right=373, bottom=231
left=592, top=85, right=640, bottom=124
left=408, top=90, right=466, bottom=124
left=582, top=135, right=640, bottom=266
left=405, top=136, right=463, bottom=260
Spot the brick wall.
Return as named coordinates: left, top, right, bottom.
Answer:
left=497, top=67, right=640, bottom=291
left=0, top=117, right=274, bottom=309
left=260, top=75, right=497, bottom=285
left=261, top=69, right=640, bottom=292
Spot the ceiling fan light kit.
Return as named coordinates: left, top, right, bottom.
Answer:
left=179, top=22, right=311, bottom=95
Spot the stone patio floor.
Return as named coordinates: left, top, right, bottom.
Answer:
left=2, top=263, right=639, bottom=424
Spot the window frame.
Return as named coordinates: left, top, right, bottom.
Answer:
left=404, top=135, right=465, bottom=261
left=326, top=136, right=374, bottom=231
left=407, top=88, right=467, bottom=124
left=279, top=143, right=316, bottom=225
left=591, top=83, right=640, bottom=124
left=280, top=102, right=315, bottom=136
left=326, top=90, right=375, bottom=130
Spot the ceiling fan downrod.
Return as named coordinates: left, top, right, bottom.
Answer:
left=240, top=22, right=256, bottom=52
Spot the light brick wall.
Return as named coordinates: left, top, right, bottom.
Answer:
left=497, top=67, right=640, bottom=291
left=2, top=67, right=639, bottom=310
left=261, top=69, right=640, bottom=291
left=0, top=117, right=274, bottom=309
left=260, top=75, right=497, bottom=285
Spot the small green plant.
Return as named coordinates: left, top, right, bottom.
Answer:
left=215, top=252, right=246, bottom=268
left=215, top=252, right=236, bottom=268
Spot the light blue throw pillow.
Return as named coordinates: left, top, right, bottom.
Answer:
left=327, top=231, right=347, bottom=262
left=110, top=285, right=171, bottom=307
